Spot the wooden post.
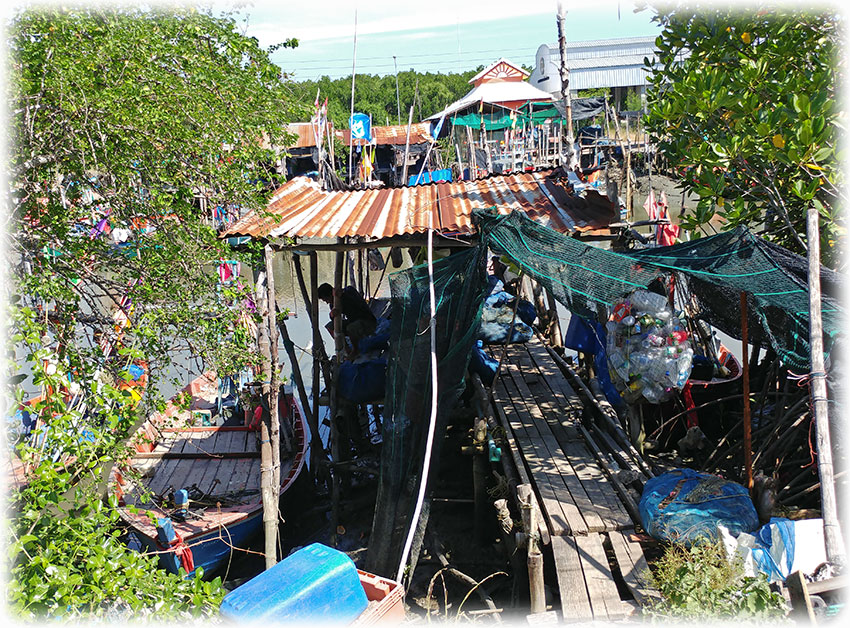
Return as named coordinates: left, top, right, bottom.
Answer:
left=330, top=248, right=345, bottom=545
left=260, top=417, right=277, bottom=570
left=265, top=246, right=283, bottom=498
left=556, top=2, right=575, bottom=168
left=254, top=266, right=277, bottom=569
left=546, top=289, right=563, bottom=349
left=401, top=105, right=414, bottom=185
left=310, top=252, right=322, bottom=422
left=466, top=126, right=477, bottom=179
left=806, top=205, right=846, bottom=566
left=740, top=291, right=753, bottom=493
left=472, top=418, right=489, bottom=545
left=518, top=484, right=545, bottom=614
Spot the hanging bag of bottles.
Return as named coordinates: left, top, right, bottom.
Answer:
left=605, top=289, right=693, bottom=404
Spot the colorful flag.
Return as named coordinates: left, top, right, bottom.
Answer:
left=349, top=112, right=371, bottom=141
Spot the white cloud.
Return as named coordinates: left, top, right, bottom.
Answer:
left=225, top=0, right=630, bottom=46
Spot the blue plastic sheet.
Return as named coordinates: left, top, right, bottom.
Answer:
left=339, top=358, right=387, bottom=403
left=469, top=340, right=499, bottom=386
left=563, top=315, right=622, bottom=406
left=639, top=468, right=760, bottom=545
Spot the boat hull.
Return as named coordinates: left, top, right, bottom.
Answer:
left=134, top=508, right=264, bottom=578
left=111, top=373, right=307, bottom=580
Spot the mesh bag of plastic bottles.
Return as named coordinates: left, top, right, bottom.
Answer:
left=605, top=289, right=693, bottom=404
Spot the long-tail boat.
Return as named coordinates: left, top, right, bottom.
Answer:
left=109, top=372, right=306, bottom=577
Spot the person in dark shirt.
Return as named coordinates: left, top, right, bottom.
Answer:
left=318, top=283, right=377, bottom=355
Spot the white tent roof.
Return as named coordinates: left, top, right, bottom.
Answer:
left=426, top=80, right=554, bottom=121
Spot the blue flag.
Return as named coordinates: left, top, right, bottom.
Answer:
left=349, top=113, right=371, bottom=141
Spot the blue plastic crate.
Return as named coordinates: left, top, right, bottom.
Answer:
left=220, top=543, right=368, bottom=624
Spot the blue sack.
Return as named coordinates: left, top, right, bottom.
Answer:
left=469, top=340, right=499, bottom=386
left=639, top=468, right=760, bottom=545
left=338, top=358, right=387, bottom=403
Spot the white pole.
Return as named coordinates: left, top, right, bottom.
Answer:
left=348, top=10, right=357, bottom=183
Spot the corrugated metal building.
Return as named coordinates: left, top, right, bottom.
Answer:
left=528, top=36, right=663, bottom=110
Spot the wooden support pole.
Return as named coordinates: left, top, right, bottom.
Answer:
left=557, top=2, right=575, bottom=168
left=265, top=246, right=286, bottom=474
left=277, top=310, right=323, bottom=466
left=330, top=248, right=345, bottom=545
left=309, top=251, right=323, bottom=429
left=260, top=418, right=277, bottom=570
left=518, top=484, right=545, bottom=614
left=402, top=105, right=414, bottom=185
left=254, top=267, right=277, bottom=569
left=740, top=292, right=754, bottom=493
left=806, top=206, right=846, bottom=566
left=472, top=418, right=489, bottom=545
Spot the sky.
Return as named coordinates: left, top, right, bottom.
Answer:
left=225, top=0, right=663, bottom=80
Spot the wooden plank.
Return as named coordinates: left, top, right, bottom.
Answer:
left=203, top=458, right=236, bottom=497
left=244, top=456, right=262, bottom=496
left=211, top=430, right=235, bottom=454
left=522, top=341, right=584, bottom=436
left=145, top=457, right=182, bottom=498
left=503, top=356, right=606, bottom=533
left=515, top=346, right=632, bottom=532
left=608, top=530, right=659, bottom=607
left=179, top=456, right=212, bottom=493
left=576, top=533, right=626, bottom=621
left=225, top=456, right=254, bottom=497
left=495, top=376, right=573, bottom=536
left=132, top=451, right=259, bottom=460
left=492, top=398, right=532, bottom=487
left=551, top=535, right=594, bottom=623
left=196, top=453, right=225, bottom=495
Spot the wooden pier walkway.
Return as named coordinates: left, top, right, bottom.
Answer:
left=491, top=337, right=657, bottom=622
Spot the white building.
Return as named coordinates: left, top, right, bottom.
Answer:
left=528, top=36, right=662, bottom=111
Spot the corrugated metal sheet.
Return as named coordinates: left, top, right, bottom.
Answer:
left=570, top=66, right=653, bottom=90
left=285, top=122, right=331, bottom=148
left=336, top=122, right=434, bottom=147
left=221, top=170, right=617, bottom=242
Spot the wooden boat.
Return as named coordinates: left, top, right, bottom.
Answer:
left=689, top=343, right=742, bottom=392
left=109, top=372, right=307, bottom=578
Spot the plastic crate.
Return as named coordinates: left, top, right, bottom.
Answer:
left=352, top=570, right=405, bottom=625
left=220, top=543, right=368, bottom=624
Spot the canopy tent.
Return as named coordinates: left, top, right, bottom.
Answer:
left=425, top=80, right=554, bottom=122
left=449, top=96, right=610, bottom=130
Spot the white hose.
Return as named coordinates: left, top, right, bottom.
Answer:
left=396, top=214, right=439, bottom=583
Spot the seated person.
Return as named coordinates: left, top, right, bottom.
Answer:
left=318, top=283, right=377, bottom=355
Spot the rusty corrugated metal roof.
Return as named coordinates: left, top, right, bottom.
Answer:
left=336, top=122, right=433, bottom=147
left=284, top=122, right=337, bottom=149
left=222, top=170, right=616, bottom=242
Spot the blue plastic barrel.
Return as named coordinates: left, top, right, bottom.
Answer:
left=220, top=543, right=368, bottom=624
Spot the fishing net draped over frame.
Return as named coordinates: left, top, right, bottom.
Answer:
left=474, top=210, right=842, bottom=372
left=368, top=208, right=841, bottom=577
left=366, top=245, right=489, bottom=577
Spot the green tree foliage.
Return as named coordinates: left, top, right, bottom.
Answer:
left=642, top=5, right=844, bottom=268
left=290, top=68, right=480, bottom=129
left=6, top=5, right=301, bottom=618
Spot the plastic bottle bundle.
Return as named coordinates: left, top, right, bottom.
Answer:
left=606, top=289, right=693, bottom=404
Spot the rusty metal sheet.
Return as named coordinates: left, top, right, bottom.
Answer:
left=221, top=169, right=615, bottom=242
